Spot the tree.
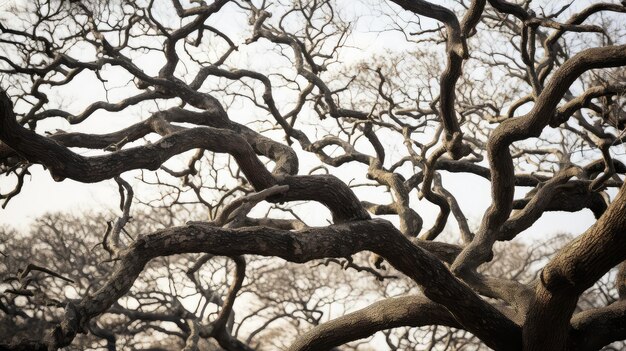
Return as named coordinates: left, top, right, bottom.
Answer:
left=0, top=0, right=625, bottom=350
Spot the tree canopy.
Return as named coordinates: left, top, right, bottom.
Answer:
left=0, top=0, right=626, bottom=350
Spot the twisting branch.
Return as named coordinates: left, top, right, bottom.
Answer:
left=1, top=0, right=625, bottom=349
left=289, top=295, right=460, bottom=351
left=7, top=219, right=521, bottom=351
left=524, top=181, right=626, bottom=350
left=389, top=0, right=482, bottom=159
left=103, top=177, right=134, bottom=256
left=452, top=44, right=626, bottom=276
left=212, top=185, right=290, bottom=227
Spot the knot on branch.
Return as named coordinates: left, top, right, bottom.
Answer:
left=45, top=301, right=87, bottom=349
left=549, top=111, right=567, bottom=128
left=443, top=132, right=471, bottom=160
left=540, top=267, right=577, bottom=293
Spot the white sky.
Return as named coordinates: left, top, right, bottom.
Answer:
left=0, top=0, right=620, bottom=243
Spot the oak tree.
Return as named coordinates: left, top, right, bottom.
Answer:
left=1, top=0, right=626, bottom=350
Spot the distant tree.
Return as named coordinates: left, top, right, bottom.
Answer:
left=1, top=0, right=626, bottom=350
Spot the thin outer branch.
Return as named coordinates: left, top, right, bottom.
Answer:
left=433, top=173, right=473, bottom=244
left=390, top=0, right=482, bottom=159
left=551, top=84, right=626, bottom=127
left=182, top=319, right=200, bottom=351
left=214, top=185, right=290, bottom=226
left=212, top=256, right=245, bottom=333
left=107, top=177, right=134, bottom=255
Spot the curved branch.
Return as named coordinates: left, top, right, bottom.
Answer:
left=551, top=84, right=626, bottom=127
left=21, top=219, right=520, bottom=350
left=289, top=295, right=460, bottom=351
left=389, top=0, right=481, bottom=159
left=0, top=95, right=275, bottom=188
left=570, top=300, right=626, bottom=351
left=453, top=44, right=626, bottom=275
left=523, top=181, right=626, bottom=350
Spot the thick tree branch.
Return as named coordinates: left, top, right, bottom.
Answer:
left=453, top=44, right=626, bottom=275
left=523, top=181, right=626, bottom=350
left=289, top=295, right=460, bottom=351
left=19, top=219, right=521, bottom=350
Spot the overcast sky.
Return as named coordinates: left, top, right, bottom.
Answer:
left=0, top=0, right=619, bottom=245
